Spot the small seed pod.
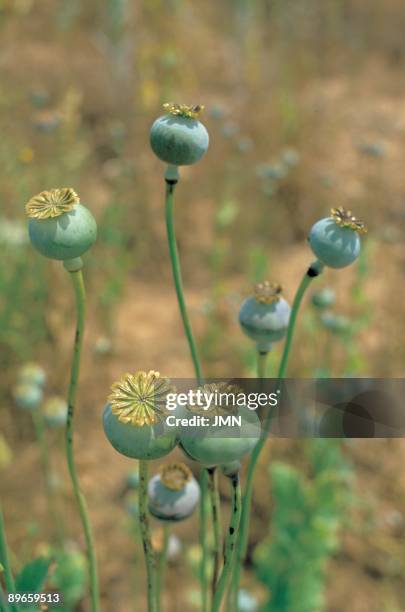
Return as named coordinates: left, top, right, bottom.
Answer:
left=43, top=396, right=68, bottom=428
left=311, top=287, right=336, bottom=309
left=237, top=589, right=259, bottom=612
left=13, top=383, right=43, bottom=411
left=17, top=363, right=46, bottom=388
left=239, top=282, right=291, bottom=351
left=179, top=383, right=261, bottom=467
left=150, top=103, right=209, bottom=166
left=26, top=188, right=97, bottom=261
left=103, top=371, right=178, bottom=460
left=148, top=463, right=200, bottom=522
left=320, top=311, right=351, bottom=334
left=308, top=207, right=366, bottom=269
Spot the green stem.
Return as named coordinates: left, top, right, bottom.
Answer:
left=212, top=474, right=242, bottom=612
left=65, top=269, right=99, bottom=612
left=164, top=177, right=203, bottom=385
left=139, top=461, right=156, bottom=612
left=156, top=524, right=170, bottom=612
left=208, top=467, right=222, bottom=593
left=0, top=582, right=10, bottom=612
left=164, top=170, right=210, bottom=610
left=230, top=261, right=323, bottom=607
left=199, top=469, right=209, bottom=612
left=0, top=505, right=17, bottom=612
left=31, top=411, right=63, bottom=545
left=257, top=350, right=268, bottom=379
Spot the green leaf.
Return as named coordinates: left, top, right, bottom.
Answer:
left=15, top=557, right=51, bottom=593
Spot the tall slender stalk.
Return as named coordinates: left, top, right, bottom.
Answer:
left=65, top=267, right=99, bottom=612
left=212, top=473, right=241, bottom=612
left=230, top=261, right=324, bottom=605
left=139, top=460, right=156, bottom=612
left=31, top=411, right=63, bottom=545
left=164, top=176, right=203, bottom=384
left=164, top=169, right=213, bottom=610
left=207, top=467, right=222, bottom=593
left=199, top=468, right=209, bottom=612
left=0, top=582, right=9, bottom=612
left=0, top=504, right=17, bottom=612
left=156, top=524, right=170, bottom=612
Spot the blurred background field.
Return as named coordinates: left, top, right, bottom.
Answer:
left=0, top=1, right=405, bottom=610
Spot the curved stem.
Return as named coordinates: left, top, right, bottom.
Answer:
left=164, top=179, right=203, bottom=385
left=31, top=411, right=63, bottom=545
left=212, top=474, right=241, bottom=612
left=199, top=469, right=209, bottom=612
left=164, top=171, right=210, bottom=611
left=139, top=461, right=156, bottom=612
left=65, top=269, right=99, bottom=612
left=230, top=261, right=323, bottom=606
left=208, top=467, right=222, bottom=593
left=156, top=524, right=170, bottom=612
left=0, top=504, right=17, bottom=612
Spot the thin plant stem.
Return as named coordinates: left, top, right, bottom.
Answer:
left=164, top=171, right=211, bottom=611
left=212, top=473, right=242, bottom=612
left=0, top=582, right=9, bottom=612
left=31, top=411, right=63, bottom=545
left=156, top=524, right=170, bottom=612
left=139, top=460, right=156, bottom=612
left=230, top=261, right=323, bottom=606
left=199, top=469, right=209, bottom=612
left=164, top=178, right=203, bottom=385
left=65, top=268, right=99, bottom=612
left=257, top=350, right=268, bottom=379
left=228, top=349, right=268, bottom=611
left=207, top=467, right=222, bottom=594
left=0, top=504, right=17, bottom=612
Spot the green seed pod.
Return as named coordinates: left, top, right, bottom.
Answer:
left=13, top=383, right=43, bottom=411
left=320, top=311, right=351, bottom=334
left=17, top=362, right=46, bottom=388
left=179, top=383, right=261, bottom=467
left=308, top=207, right=366, bottom=269
left=43, top=396, right=68, bottom=428
left=148, top=463, right=200, bottom=522
left=150, top=103, right=209, bottom=166
left=26, top=188, right=97, bottom=261
left=103, top=371, right=178, bottom=460
left=239, top=282, right=290, bottom=351
left=311, top=287, right=336, bottom=309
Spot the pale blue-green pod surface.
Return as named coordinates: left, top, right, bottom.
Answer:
left=308, top=217, right=361, bottom=268
left=150, top=114, right=209, bottom=166
left=239, top=296, right=291, bottom=351
left=148, top=473, right=200, bottom=522
left=28, top=204, right=97, bottom=261
left=180, top=406, right=261, bottom=467
left=13, top=383, right=43, bottom=411
left=103, top=404, right=178, bottom=460
left=311, top=287, right=336, bottom=309
left=17, top=363, right=46, bottom=387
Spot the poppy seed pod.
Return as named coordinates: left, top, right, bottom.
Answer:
left=239, top=282, right=291, bottom=351
left=13, top=383, right=43, bottom=411
left=26, top=188, right=97, bottom=261
left=150, top=103, right=209, bottom=166
left=43, top=396, right=68, bottom=428
left=311, top=287, right=336, bottom=309
left=17, top=363, right=46, bottom=388
left=148, top=463, right=200, bottom=522
left=103, top=371, right=178, bottom=461
left=179, top=383, right=261, bottom=467
left=308, top=207, right=366, bottom=269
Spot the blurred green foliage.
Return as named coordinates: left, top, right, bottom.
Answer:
left=254, top=440, right=353, bottom=612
